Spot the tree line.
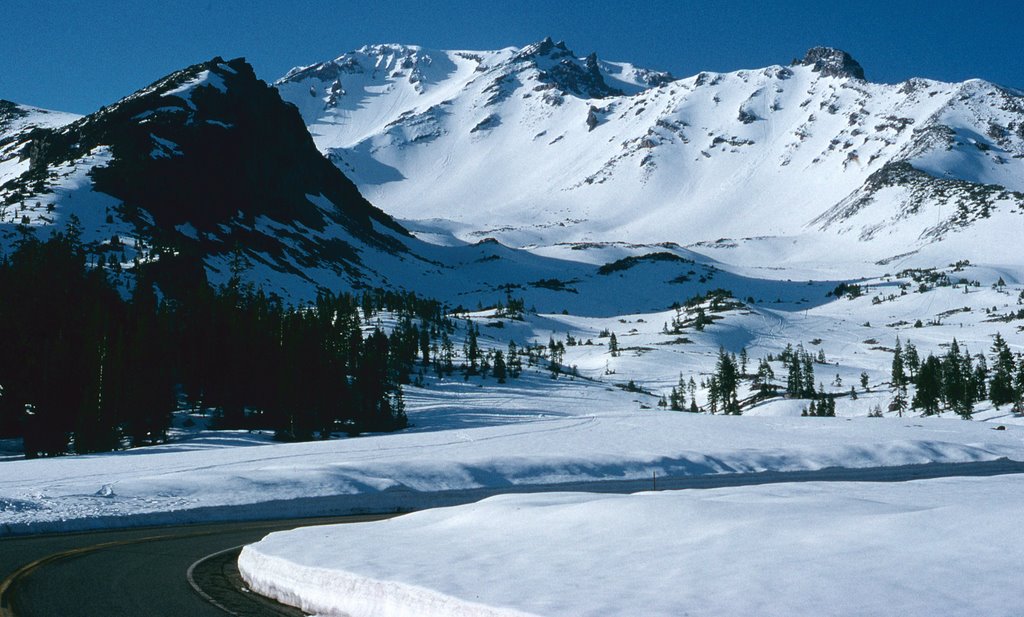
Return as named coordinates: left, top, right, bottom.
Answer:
left=895, top=335, right=1024, bottom=418
left=0, top=224, right=426, bottom=457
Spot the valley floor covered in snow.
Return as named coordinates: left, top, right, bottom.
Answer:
left=2, top=371, right=1022, bottom=537
left=3, top=248, right=1024, bottom=615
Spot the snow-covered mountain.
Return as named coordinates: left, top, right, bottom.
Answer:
left=277, top=39, right=1024, bottom=258
left=0, top=58, right=431, bottom=296
left=3, top=42, right=1022, bottom=311
left=0, top=58, right=740, bottom=312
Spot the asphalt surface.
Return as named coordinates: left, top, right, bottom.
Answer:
left=0, top=514, right=395, bottom=617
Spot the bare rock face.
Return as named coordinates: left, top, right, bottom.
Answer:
left=796, top=47, right=866, bottom=80
left=515, top=38, right=625, bottom=99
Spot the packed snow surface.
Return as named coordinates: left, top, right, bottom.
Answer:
left=240, top=474, right=1024, bottom=617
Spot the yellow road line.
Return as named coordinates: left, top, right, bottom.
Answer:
left=0, top=534, right=173, bottom=617
left=0, top=514, right=398, bottom=617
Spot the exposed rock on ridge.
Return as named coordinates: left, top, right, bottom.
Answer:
left=796, top=47, right=866, bottom=80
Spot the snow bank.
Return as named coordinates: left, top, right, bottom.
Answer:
left=241, top=475, right=1024, bottom=616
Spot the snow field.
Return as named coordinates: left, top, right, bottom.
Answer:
left=2, top=383, right=1022, bottom=535
left=240, top=474, right=1024, bottom=617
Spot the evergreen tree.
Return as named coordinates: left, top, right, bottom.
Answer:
left=891, top=337, right=906, bottom=388
left=707, top=376, right=720, bottom=414
left=463, top=320, right=480, bottom=374
left=507, top=341, right=522, bottom=378
left=972, top=355, right=988, bottom=401
left=942, top=339, right=973, bottom=419
left=419, top=325, right=431, bottom=366
left=989, top=333, right=1016, bottom=407
left=786, top=353, right=803, bottom=398
left=800, top=348, right=816, bottom=398
left=441, top=332, right=455, bottom=375
left=904, top=342, right=920, bottom=379
left=1013, top=355, right=1024, bottom=413
left=755, top=359, right=775, bottom=396
left=714, top=348, right=741, bottom=414
left=912, top=354, right=943, bottom=415
left=493, top=350, right=507, bottom=383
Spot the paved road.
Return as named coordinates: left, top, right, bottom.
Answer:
left=0, top=515, right=393, bottom=617
left=3, top=458, right=1024, bottom=616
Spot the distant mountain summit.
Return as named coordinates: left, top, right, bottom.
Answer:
left=278, top=39, right=1024, bottom=257
left=795, top=47, right=866, bottom=80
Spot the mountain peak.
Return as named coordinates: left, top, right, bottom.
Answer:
left=508, top=38, right=623, bottom=99
left=795, top=47, right=866, bottom=80
left=515, top=37, right=573, bottom=62
left=2, top=54, right=407, bottom=291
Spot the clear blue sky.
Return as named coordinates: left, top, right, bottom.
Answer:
left=3, top=0, right=1022, bottom=114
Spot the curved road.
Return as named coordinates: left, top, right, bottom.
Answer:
left=0, top=514, right=394, bottom=617
left=3, top=458, right=1024, bottom=616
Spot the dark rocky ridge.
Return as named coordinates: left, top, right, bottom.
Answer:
left=796, top=47, right=866, bottom=80
left=0, top=100, right=30, bottom=131
left=18, top=58, right=402, bottom=233
left=515, top=37, right=625, bottom=99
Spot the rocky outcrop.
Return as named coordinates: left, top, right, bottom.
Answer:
left=515, top=38, right=625, bottom=99
left=795, top=47, right=866, bottom=80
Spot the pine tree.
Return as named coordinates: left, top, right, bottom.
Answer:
left=972, top=355, right=988, bottom=401
left=1013, top=355, right=1024, bottom=414
left=441, top=332, right=455, bottom=375
left=493, top=350, right=507, bottom=383
left=707, top=375, right=720, bottom=414
left=800, top=349, right=815, bottom=398
left=464, top=320, right=480, bottom=374
left=891, top=337, right=906, bottom=388
left=912, top=354, right=943, bottom=415
left=507, top=341, right=522, bottom=378
left=942, top=339, right=973, bottom=419
left=989, top=333, right=1016, bottom=407
left=714, top=348, right=741, bottom=414
left=755, top=359, right=775, bottom=396
left=419, top=326, right=431, bottom=366
left=786, top=353, right=803, bottom=398
left=904, top=342, right=920, bottom=379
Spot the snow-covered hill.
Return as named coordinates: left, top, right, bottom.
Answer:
left=277, top=39, right=1024, bottom=260
left=0, top=58, right=443, bottom=297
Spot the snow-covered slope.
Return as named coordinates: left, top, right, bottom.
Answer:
left=0, top=100, right=79, bottom=196
left=277, top=40, right=1024, bottom=256
left=0, top=58, right=429, bottom=297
